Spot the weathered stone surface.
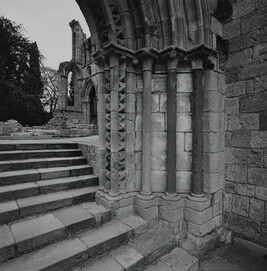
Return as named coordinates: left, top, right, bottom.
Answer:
left=177, top=94, right=191, bottom=113
left=79, top=220, right=131, bottom=257
left=224, top=193, right=233, bottom=212
left=11, top=214, right=64, bottom=253
left=176, top=113, right=192, bottom=132
left=260, top=112, right=267, bottom=131
left=203, top=171, right=224, bottom=193
left=0, top=224, right=14, bottom=264
left=151, top=113, right=165, bottom=132
left=255, top=75, right=267, bottom=93
left=129, top=230, right=174, bottom=265
left=225, top=181, right=237, bottom=194
left=161, top=248, right=198, bottom=271
left=151, top=170, right=166, bottom=192
left=225, top=164, right=247, bottom=183
left=146, top=261, right=174, bottom=271
left=226, top=48, right=253, bottom=68
left=227, top=131, right=250, bottom=148
left=227, top=114, right=259, bottom=131
left=240, top=61, right=267, bottom=81
left=176, top=171, right=192, bottom=193
left=0, top=201, right=19, bottom=224
left=249, top=198, right=265, bottom=222
left=213, top=202, right=223, bottom=217
left=235, top=149, right=263, bottom=167
left=151, top=132, right=167, bottom=151
left=110, top=245, right=144, bottom=271
left=152, top=75, right=167, bottom=93
left=203, top=152, right=224, bottom=173
left=185, top=207, right=212, bottom=225
left=240, top=92, right=267, bottom=113
left=250, top=131, right=267, bottom=148
left=204, top=132, right=224, bottom=153
left=213, top=190, right=223, bottom=204
left=232, top=195, right=249, bottom=217
left=120, top=215, right=147, bottom=236
left=241, top=8, right=267, bottom=34
left=0, top=238, right=87, bottom=271
left=84, top=255, right=123, bottom=271
left=204, top=70, right=218, bottom=91
left=184, top=133, right=192, bottom=152
left=237, top=184, right=255, bottom=197
left=176, top=152, right=192, bottom=171
left=255, top=186, right=267, bottom=200
left=203, top=112, right=224, bottom=132
left=151, top=152, right=166, bottom=170
left=223, top=19, right=241, bottom=39
left=52, top=205, right=94, bottom=233
left=233, top=0, right=255, bottom=20
left=248, top=168, right=267, bottom=187
left=225, top=147, right=235, bottom=164
left=177, top=73, right=193, bottom=93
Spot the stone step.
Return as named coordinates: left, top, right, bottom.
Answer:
left=0, top=216, right=146, bottom=271
left=0, top=186, right=98, bottom=224
left=0, top=156, right=87, bottom=172
left=0, top=165, right=92, bottom=186
left=145, top=248, right=198, bottom=271
left=0, top=143, right=78, bottom=151
left=0, top=149, right=82, bottom=161
left=71, top=227, right=175, bottom=271
left=0, top=175, right=98, bottom=203
left=0, top=202, right=111, bottom=264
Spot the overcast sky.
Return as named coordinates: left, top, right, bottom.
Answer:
left=0, top=0, right=90, bottom=69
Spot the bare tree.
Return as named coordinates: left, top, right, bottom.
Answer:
left=41, top=66, right=59, bottom=115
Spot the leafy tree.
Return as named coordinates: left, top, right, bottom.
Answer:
left=0, top=16, right=48, bottom=126
left=41, top=66, right=59, bottom=115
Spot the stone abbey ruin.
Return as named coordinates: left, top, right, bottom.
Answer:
left=0, top=0, right=267, bottom=270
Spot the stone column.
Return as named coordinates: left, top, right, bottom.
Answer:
left=97, top=60, right=106, bottom=190
left=109, top=53, right=120, bottom=196
left=191, top=58, right=204, bottom=196
left=165, top=52, right=179, bottom=198
left=140, top=56, right=154, bottom=197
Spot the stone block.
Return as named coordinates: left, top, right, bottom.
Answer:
left=260, top=112, right=267, bottom=131
left=160, top=206, right=184, bottom=223
left=227, top=131, right=250, bottom=148
left=177, top=73, right=193, bottom=93
left=223, top=193, right=233, bottom=212
left=135, top=132, right=142, bottom=151
left=204, top=70, right=218, bottom=91
left=152, top=75, right=167, bottom=93
left=135, top=115, right=142, bottom=132
left=134, top=205, right=158, bottom=221
left=225, top=181, right=237, bottom=193
left=185, top=207, right=212, bottom=225
left=232, top=195, right=249, bottom=217
left=255, top=186, right=267, bottom=200
left=213, top=189, right=223, bottom=204
left=255, top=75, right=267, bottom=93
left=213, top=202, right=223, bottom=217
left=177, top=94, right=191, bottom=113
left=159, top=93, right=167, bottom=112
left=184, top=133, right=192, bottom=152
left=176, top=171, right=192, bottom=193
left=203, top=112, right=224, bottom=132
left=151, top=113, right=165, bottom=132
left=187, top=215, right=222, bottom=237
left=151, top=170, right=167, bottom=192
left=110, top=245, right=144, bottom=271
left=249, top=198, right=265, bottom=222
left=0, top=224, right=14, bottom=264
left=246, top=79, right=254, bottom=94
left=176, top=113, right=192, bottom=132
left=176, top=133, right=185, bottom=152
left=248, top=168, right=267, bottom=188
left=211, top=16, right=222, bottom=36
left=11, top=214, right=65, bottom=253
left=241, top=8, right=266, bottom=34
left=203, top=171, right=224, bottom=193
left=225, top=66, right=241, bottom=84
left=240, top=61, right=267, bottom=81
left=185, top=198, right=211, bottom=212
left=151, top=132, right=167, bottom=151
left=0, top=201, right=19, bottom=224
left=136, top=94, right=142, bottom=113
left=85, top=255, right=123, bottom=271
left=226, top=164, right=248, bottom=184
left=227, top=48, right=253, bottom=68
left=114, top=205, right=134, bottom=219
left=240, top=92, right=267, bottom=113
left=151, top=151, right=166, bottom=170
left=159, top=219, right=182, bottom=235
left=176, top=151, right=192, bottom=171
left=237, top=184, right=255, bottom=197
left=161, top=248, right=198, bottom=271
left=235, top=148, right=263, bottom=167
left=146, top=260, right=174, bottom=271
left=225, top=147, right=235, bottom=164
left=250, top=131, right=267, bottom=148
left=152, top=94, right=160, bottom=112
left=233, top=0, right=255, bottom=19
left=223, top=19, right=241, bottom=39
left=227, top=114, right=259, bottom=131
left=256, top=0, right=267, bottom=8
left=203, top=152, right=224, bottom=174
left=121, top=215, right=147, bottom=236
left=203, top=91, right=224, bottom=113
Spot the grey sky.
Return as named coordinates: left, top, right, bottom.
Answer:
left=0, top=0, right=90, bottom=69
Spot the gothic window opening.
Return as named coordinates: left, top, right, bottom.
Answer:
left=67, top=71, right=75, bottom=106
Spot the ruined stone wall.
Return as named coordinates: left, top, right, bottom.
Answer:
left=223, top=0, right=267, bottom=248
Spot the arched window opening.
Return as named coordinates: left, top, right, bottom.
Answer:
left=67, top=71, right=75, bottom=106
left=89, top=86, right=97, bottom=124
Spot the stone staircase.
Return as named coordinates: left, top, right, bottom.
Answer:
left=0, top=142, right=198, bottom=271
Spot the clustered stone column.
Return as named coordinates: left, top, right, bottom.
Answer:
left=191, top=58, right=204, bottom=197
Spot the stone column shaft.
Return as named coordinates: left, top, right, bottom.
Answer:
left=109, top=54, right=120, bottom=196
left=166, top=54, right=179, bottom=196
left=97, top=61, right=106, bottom=190
left=141, top=57, right=153, bottom=196
left=191, top=59, right=204, bottom=195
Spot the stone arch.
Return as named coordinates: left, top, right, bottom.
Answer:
left=81, top=79, right=98, bottom=124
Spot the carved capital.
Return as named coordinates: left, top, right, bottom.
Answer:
left=191, top=58, right=204, bottom=70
